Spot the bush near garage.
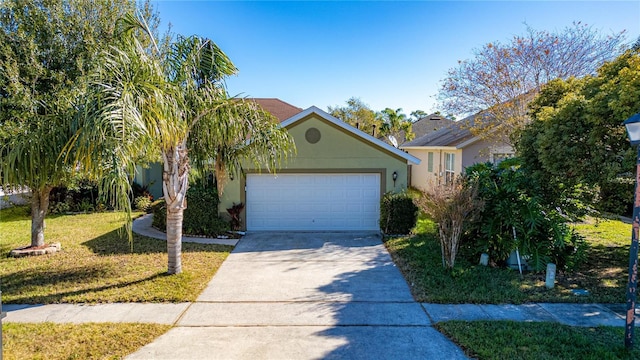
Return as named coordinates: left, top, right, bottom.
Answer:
left=152, top=181, right=230, bottom=237
left=380, top=191, right=419, bottom=235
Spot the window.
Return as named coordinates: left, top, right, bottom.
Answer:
left=427, top=152, right=433, bottom=172
left=445, top=153, right=455, bottom=184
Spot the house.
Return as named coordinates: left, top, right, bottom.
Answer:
left=400, top=114, right=513, bottom=190
left=395, top=113, right=455, bottom=144
left=136, top=99, right=420, bottom=231
left=218, top=105, right=420, bottom=231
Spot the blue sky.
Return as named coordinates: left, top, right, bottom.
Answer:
left=153, top=1, right=640, bottom=115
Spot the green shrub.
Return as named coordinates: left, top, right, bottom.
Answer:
left=134, top=196, right=152, bottom=212
left=597, top=178, right=634, bottom=217
left=380, top=191, right=418, bottom=235
left=151, top=183, right=230, bottom=237
left=464, top=160, right=588, bottom=272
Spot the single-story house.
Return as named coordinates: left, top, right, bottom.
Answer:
left=219, top=105, right=420, bottom=231
left=136, top=99, right=420, bottom=231
left=400, top=114, right=513, bottom=190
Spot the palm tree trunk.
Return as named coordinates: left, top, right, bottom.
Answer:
left=31, top=187, right=51, bottom=248
left=162, top=142, right=190, bottom=275
left=166, top=206, right=183, bottom=274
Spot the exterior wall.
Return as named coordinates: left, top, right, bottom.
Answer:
left=405, top=147, right=462, bottom=191
left=406, top=139, right=514, bottom=191
left=134, top=163, right=163, bottom=199
left=461, top=140, right=491, bottom=169
left=219, top=114, right=409, bottom=227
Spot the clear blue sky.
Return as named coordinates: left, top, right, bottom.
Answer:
left=153, top=1, right=640, bottom=115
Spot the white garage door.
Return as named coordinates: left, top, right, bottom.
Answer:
left=246, top=173, right=380, bottom=231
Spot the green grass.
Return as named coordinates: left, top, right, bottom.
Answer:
left=0, top=206, right=232, bottom=303
left=436, top=321, right=639, bottom=360
left=384, top=214, right=631, bottom=304
left=2, top=322, right=170, bottom=360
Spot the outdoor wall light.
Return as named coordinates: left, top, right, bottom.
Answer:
left=623, top=112, right=640, bottom=349
left=392, top=171, right=398, bottom=186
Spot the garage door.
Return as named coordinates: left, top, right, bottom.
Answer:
left=246, top=173, right=380, bottom=231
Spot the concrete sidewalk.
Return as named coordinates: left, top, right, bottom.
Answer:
left=5, top=301, right=635, bottom=328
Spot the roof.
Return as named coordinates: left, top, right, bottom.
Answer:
left=250, top=98, right=303, bottom=122
left=281, top=106, right=421, bottom=165
left=398, top=113, right=455, bottom=145
left=401, top=114, right=480, bottom=148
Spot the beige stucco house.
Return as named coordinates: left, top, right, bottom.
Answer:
left=401, top=115, right=513, bottom=191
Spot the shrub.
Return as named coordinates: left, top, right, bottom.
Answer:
left=597, top=178, right=634, bottom=217
left=49, top=178, right=101, bottom=213
left=380, top=191, right=419, bottom=235
left=464, top=160, right=588, bottom=272
left=151, top=183, right=230, bottom=237
left=134, top=196, right=152, bottom=212
left=417, top=180, right=483, bottom=269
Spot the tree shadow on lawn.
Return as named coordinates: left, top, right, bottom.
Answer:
left=82, top=226, right=232, bottom=256
left=2, top=264, right=166, bottom=304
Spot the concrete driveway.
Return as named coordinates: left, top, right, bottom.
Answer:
left=127, top=232, right=468, bottom=359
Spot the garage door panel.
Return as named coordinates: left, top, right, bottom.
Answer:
left=246, top=173, right=380, bottom=231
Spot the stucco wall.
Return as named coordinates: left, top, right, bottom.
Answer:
left=405, top=147, right=463, bottom=191
left=218, top=114, right=409, bottom=220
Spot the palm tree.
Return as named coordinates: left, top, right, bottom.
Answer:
left=70, top=14, right=293, bottom=274
left=380, top=108, right=414, bottom=142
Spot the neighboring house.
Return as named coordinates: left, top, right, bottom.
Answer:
left=219, top=106, right=420, bottom=231
left=136, top=100, right=420, bottom=231
left=400, top=114, right=513, bottom=190
left=395, top=113, right=455, bottom=144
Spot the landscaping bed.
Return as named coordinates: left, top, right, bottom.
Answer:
left=384, top=215, right=630, bottom=304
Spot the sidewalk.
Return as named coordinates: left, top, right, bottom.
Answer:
left=4, top=301, right=636, bottom=328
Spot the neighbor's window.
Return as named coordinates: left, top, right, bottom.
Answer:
left=445, top=152, right=455, bottom=184
left=427, top=152, right=433, bottom=172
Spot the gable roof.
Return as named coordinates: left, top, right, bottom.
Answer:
left=281, top=106, right=421, bottom=165
left=401, top=114, right=481, bottom=148
left=398, top=113, right=455, bottom=145
left=250, top=98, right=303, bottom=122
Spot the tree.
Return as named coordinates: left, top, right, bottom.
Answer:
left=410, top=110, right=428, bottom=122
left=517, top=49, right=640, bottom=213
left=0, top=0, right=157, bottom=248
left=439, top=22, right=627, bottom=141
left=328, top=97, right=381, bottom=136
left=70, top=14, right=294, bottom=274
left=380, top=108, right=414, bottom=142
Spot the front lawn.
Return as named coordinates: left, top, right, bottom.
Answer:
left=2, top=322, right=170, bottom=360
left=384, top=214, right=630, bottom=304
left=0, top=206, right=232, bottom=303
left=436, top=321, right=638, bottom=360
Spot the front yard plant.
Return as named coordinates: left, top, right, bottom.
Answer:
left=380, top=191, right=418, bottom=235
left=385, top=214, right=629, bottom=304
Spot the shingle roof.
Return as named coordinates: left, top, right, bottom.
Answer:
left=397, top=113, right=455, bottom=144
left=250, top=98, right=303, bottom=122
left=401, top=114, right=478, bottom=147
